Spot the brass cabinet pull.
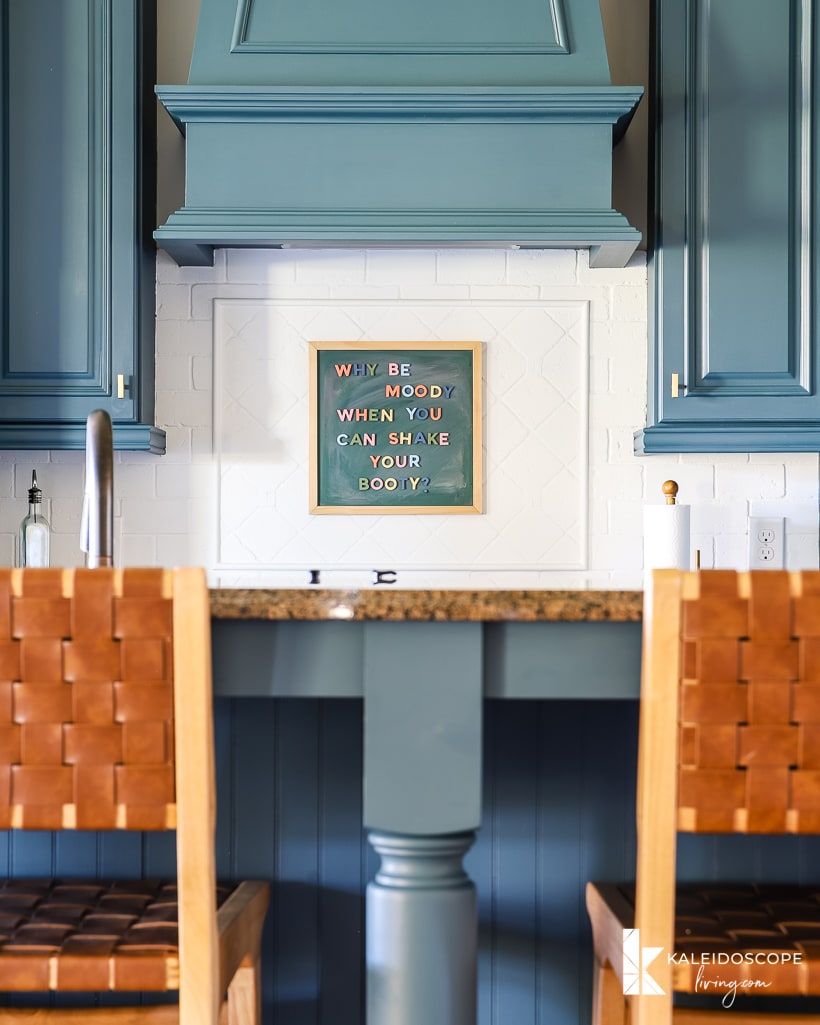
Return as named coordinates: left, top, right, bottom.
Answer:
left=671, top=372, right=680, bottom=398
left=117, top=374, right=126, bottom=399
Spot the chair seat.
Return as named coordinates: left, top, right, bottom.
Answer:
left=0, top=879, right=237, bottom=993
left=607, top=882, right=820, bottom=995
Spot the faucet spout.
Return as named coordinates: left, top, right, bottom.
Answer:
left=81, top=409, right=114, bottom=568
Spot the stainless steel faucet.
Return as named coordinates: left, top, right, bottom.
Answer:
left=80, top=409, right=114, bottom=568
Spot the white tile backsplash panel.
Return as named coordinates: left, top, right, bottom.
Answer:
left=212, top=298, right=589, bottom=575
left=0, top=245, right=816, bottom=586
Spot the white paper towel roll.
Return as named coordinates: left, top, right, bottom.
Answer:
left=643, top=502, right=690, bottom=584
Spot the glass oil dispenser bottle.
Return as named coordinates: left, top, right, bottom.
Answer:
left=17, top=470, right=50, bottom=567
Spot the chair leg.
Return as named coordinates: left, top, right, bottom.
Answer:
left=592, top=956, right=627, bottom=1025
left=226, top=955, right=263, bottom=1025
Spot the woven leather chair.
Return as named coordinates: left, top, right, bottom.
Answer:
left=0, top=567, right=269, bottom=1024
left=587, top=569, right=820, bottom=1024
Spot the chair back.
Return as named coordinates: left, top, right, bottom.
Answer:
left=0, top=566, right=221, bottom=1022
left=634, top=569, right=820, bottom=1009
left=0, top=568, right=180, bottom=831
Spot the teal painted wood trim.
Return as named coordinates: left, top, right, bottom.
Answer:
left=0, top=421, right=166, bottom=454
left=156, top=209, right=642, bottom=268
left=156, top=84, right=642, bottom=126
left=211, top=620, right=643, bottom=699
left=634, top=422, right=820, bottom=454
left=155, top=79, right=642, bottom=266
left=212, top=620, right=365, bottom=697
left=484, top=622, right=641, bottom=699
left=229, top=0, right=569, bottom=55
left=366, top=831, right=477, bottom=1025
left=189, top=0, right=614, bottom=88
left=363, top=621, right=482, bottom=833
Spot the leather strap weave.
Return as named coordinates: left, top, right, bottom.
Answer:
left=0, top=569, right=175, bottom=831
left=679, top=570, right=820, bottom=833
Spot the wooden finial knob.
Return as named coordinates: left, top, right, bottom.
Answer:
left=662, top=480, right=679, bottom=505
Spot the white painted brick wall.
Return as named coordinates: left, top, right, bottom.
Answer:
left=0, top=247, right=816, bottom=586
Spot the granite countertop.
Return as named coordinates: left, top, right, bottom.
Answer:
left=209, top=588, right=643, bottom=622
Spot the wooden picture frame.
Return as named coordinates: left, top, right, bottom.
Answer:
left=309, top=341, right=483, bottom=514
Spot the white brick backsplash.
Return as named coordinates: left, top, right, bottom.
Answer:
left=22, top=463, right=83, bottom=499
left=121, top=498, right=192, bottom=534
left=330, top=284, right=403, bottom=300
left=468, top=284, right=541, bottom=301
left=611, top=286, right=649, bottom=321
left=787, top=533, right=820, bottom=570
left=366, top=250, right=438, bottom=284
left=156, top=530, right=207, bottom=567
left=589, top=391, right=646, bottom=428
left=113, top=466, right=156, bottom=499
left=0, top=500, right=21, bottom=533
left=0, top=246, right=815, bottom=582
left=156, top=249, right=225, bottom=285
left=119, top=533, right=158, bottom=566
left=293, top=249, right=366, bottom=285
left=714, top=533, right=753, bottom=571
left=396, top=283, right=472, bottom=301
left=154, top=389, right=213, bottom=429
left=155, top=283, right=192, bottom=320
left=226, top=248, right=296, bottom=284
left=155, top=318, right=214, bottom=357
left=690, top=501, right=749, bottom=537
left=577, top=250, right=647, bottom=286
left=506, top=249, right=577, bottom=285
left=192, top=355, right=212, bottom=392
left=50, top=535, right=84, bottom=570
left=715, top=464, right=786, bottom=502
left=49, top=497, right=84, bottom=533
left=156, top=355, right=193, bottom=392
left=156, top=463, right=214, bottom=500
left=438, top=249, right=507, bottom=284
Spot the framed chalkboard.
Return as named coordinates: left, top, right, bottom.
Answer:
left=309, top=341, right=482, bottom=513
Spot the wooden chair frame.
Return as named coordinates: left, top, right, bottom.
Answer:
left=587, top=569, right=820, bottom=1025
left=0, top=567, right=269, bottom=1025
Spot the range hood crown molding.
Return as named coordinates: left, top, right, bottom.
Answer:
left=156, top=0, right=643, bottom=267
left=157, top=84, right=643, bottom=129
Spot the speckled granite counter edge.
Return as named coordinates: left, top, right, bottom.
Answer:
left=209, top=588, right=644, bottom=622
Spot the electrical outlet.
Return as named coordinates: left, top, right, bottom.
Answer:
left=748, top=516, right=785, bottom=569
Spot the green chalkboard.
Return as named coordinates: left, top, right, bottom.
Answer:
left=309, top=341, right=482, bottom=513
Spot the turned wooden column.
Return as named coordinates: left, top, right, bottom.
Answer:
left=363, top=621, right=483, bottom=1025
left=367, top=831, right=477, bottom=1025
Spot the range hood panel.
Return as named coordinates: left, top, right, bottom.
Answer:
left=156, top=0, right=642, bottom=266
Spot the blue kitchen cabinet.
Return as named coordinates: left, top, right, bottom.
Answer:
left=636, top=0, right=820, bottom=453
left=0, top=0, right=164, bottom=452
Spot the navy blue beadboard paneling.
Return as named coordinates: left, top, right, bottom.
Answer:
left=469, top=700, right=640, bottom=1025
left=6, top=698, right=820, bottom=1023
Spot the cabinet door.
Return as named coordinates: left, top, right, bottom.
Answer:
left=0, top=0, right=163, bottom=452
left=637, top=0, right=820, bottom=453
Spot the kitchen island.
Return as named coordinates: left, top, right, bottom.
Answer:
left=209, top=589, right=642, bottom=1025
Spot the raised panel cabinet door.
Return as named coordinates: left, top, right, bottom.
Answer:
left=0, top=0, right=163, bottom=452
left=637, top=0, right=820, bottom=453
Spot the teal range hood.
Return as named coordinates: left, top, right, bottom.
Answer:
left=155, top=0, right=643, bottom=268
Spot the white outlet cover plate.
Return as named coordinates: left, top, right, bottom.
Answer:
left=748, top=516, right=785, bottom=570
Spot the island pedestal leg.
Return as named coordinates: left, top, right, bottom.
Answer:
left=362, top=622, right=483, bottom=1025
left=366, top=830, right=477, bottom=1025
